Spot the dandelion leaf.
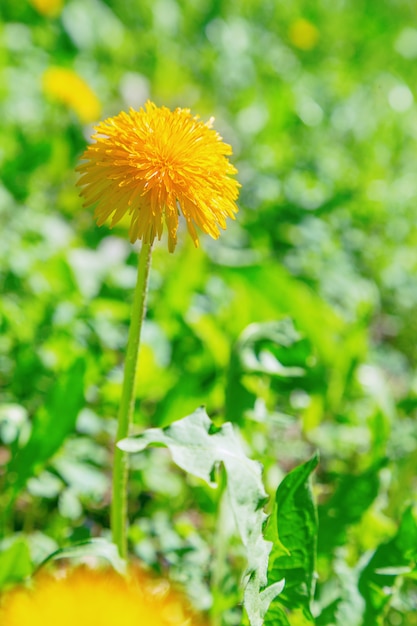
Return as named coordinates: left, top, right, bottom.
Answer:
left=120, top=406, right=283, bottom=625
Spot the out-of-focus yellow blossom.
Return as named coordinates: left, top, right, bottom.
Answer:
left=29, top=0, right=64, bottom=17
left=76, top=101, right=240, bottom=252
left=0, top=566, right=204, bottom=626
left=42, top=67, right=101, bottom=124
left=289, top=18, right=319, bottom=51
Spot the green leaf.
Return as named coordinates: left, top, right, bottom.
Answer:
left=36, top=538, right=126, bottom=576
left=317, top=461, right=384, bottom=554
left=225, top=318, right=306, bottom=424
left=358, top=506, right=417, bottom=621
left=0, top=539, right=32, bottom=589
left=265, top=453, right=319, bottom=626
left=236, top=319, right=306, bottom=378
left=6, top=359, right=86, bottom=497
left=120, top=407, right=282, bottom=626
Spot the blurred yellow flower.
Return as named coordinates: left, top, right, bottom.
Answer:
left=0, top=566, right=202, bottom=626
left=43, top=67, right=101, bottom=124
left=289, top=18, right=319, bottom=51
left=29, top=0, right=64, bottom=17
left=76, top=101, right=240, bottom=252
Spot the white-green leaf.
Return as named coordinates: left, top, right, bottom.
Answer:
left=119, top=406, right=283, bottom=625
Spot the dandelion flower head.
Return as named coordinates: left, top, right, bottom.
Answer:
left=0, top=566, right=203, bottom=626
left=76, top=101, right=240, bottom=252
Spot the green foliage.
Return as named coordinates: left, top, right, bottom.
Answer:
left=265, top=454, right=319, bottom=626
left=226, top=318, right=307, bottom=424
left=318, top=461, right=385, bottom=554
left=0, top=540, right=32, bottom=589
left=38, top=538, right=127, bottom=575
left=120, top=407, right=282, bottom=625
left=359, top=507, right=417, bottom=623
left=5, top=359, right=85, bottom=500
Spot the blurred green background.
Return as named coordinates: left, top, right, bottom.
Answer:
left=1, top=0, right=417, bottom=624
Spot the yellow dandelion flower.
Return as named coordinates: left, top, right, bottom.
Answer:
left=29, top=0, right=64, bottom=17
left=43, top=67, right=101, bottom=124
left=76, top=101, right=240, bottom=252
left=289, top=18, right=319, bottom=51
left=0, top=566, right=204, bottom=626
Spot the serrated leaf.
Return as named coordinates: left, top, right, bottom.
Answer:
left=244, top=578, right=286, bottom=626
left=265, top=453, right=319, bottom=625
left=120, top=406, right=281, bottom=625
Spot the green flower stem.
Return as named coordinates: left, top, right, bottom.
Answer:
left=111, top=242, right=152, bottom=558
